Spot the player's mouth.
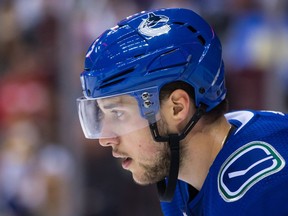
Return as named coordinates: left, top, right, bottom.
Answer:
left=112, top=152, right=132, bottom=170
left=122, top=157, right=132, bottom=170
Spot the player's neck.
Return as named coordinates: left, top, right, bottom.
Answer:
left=178, top=116, right=231, bottom=190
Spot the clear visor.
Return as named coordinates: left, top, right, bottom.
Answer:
left=77, top=88, right=160, bottom=139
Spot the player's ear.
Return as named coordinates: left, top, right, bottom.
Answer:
left=161, top=89, right=194, bottom=132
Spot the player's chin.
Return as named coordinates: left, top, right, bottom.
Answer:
left=133, top=177, right=156, bottom=186
left=131, top=171, right=162, bottom=186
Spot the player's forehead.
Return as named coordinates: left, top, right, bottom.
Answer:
left=97, top=94, right=138, bottom=109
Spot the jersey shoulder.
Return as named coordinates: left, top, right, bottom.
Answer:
left=225, top=110, right=288, bottom=138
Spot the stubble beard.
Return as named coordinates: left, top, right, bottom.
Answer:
left=134, top=141, right=171, bottom=185
left=132, top=118, right=173, bottom=185
left=132, top=115, right=188, bottom=186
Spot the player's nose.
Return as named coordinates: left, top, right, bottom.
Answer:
left=99, top=136, right=119, bottom=147
left=98, top=119, right=118, bottom=146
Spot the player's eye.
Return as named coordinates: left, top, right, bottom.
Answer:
left=111, top=110, right=125, bottom=120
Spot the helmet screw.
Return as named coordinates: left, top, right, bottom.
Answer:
left=199, top=87, right=205, bottom=94
left=143, top=100, right=152, bottom=108
left=141, top=92, right=150, bottom=100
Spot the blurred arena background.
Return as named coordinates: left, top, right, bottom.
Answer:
left=0, top=0, right=287, bottom=215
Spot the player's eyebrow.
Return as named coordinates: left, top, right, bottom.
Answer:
left=99, top=95, right=136, bottom=110
left=102, top=103, right=120, bottom=109
left=98, top=96, right=121, bottom=110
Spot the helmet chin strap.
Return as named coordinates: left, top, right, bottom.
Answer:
left=146, top=103, right=206, bottom=202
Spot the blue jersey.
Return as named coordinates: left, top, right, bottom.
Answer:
left=161, top=110, right=288, bottom=216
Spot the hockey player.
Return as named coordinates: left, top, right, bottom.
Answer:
left=77, top=8, right=288, bottom=215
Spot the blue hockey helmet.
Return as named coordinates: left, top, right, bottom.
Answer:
left=77, top=8, right=226, bottom=139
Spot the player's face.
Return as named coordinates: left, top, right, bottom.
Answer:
left=98, top=95, right=171, bottom=185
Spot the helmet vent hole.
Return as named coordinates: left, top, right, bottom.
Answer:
left=187, top=25, right=197, bottom=33
left=101, top=78, right=125, bottom=89
left=173, top=21, right=185, bottom=25
left=163, top=48, right=178, bottom=55
left=103, top=67, right=135, bottom=82
left=197, top=35, right=206, bottom=45
left=134, top=53, right=145, bottom=58
left=101, top=67, right=135, bottom=88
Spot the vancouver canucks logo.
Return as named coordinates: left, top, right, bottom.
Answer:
left=138, top=13, right=171, bottom=37
left=218, top=141, right=285, bottom=202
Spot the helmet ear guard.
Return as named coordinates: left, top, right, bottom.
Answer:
left=78, top=8, right=227, bottom=202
